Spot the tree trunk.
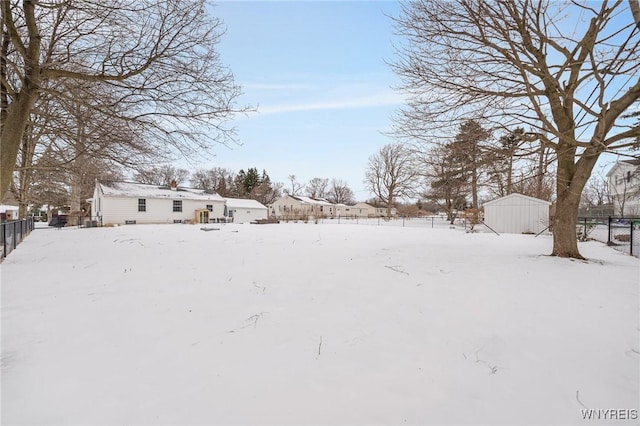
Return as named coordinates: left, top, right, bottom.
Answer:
left=1, top=93, right=38, bottom=199
left=506, top=155, right=513, bottom=194
left=552, top=147, right=599, bottom=258
left=471, top=168, right=478, bottom=208
left=552, top=193, right=582, bottom=258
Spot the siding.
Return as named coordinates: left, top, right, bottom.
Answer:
left=484, top=194, right=550, bottom=234
left=229, top=207, right=268, bottom=224
left=270, top=196, right=311, bottom=218
left=99, top=196, right=225, bottom=225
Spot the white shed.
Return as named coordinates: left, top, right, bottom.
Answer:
left=483, top=193, right=551, bottom=234
left=92, top=181, right=226, bottom=225
left=225, top=198, right=268, bottom=223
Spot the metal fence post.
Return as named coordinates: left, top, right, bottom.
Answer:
left=631, top=220, right=634, bottom=257
left=607, top=216, right=612, bottom=245
left=13, top=220, right=17, bottom=250
left=2, top=223, right=6, bottom=258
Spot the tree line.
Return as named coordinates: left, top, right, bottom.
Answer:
left=137, top=166, right=356, bottom=207
left=375, top=0, right=639, bottom=259
left=364, top=120, right=555, bottom=222
left=1, top=1, right=248, bottom=217
left=3, top=1, right=639, bottom=260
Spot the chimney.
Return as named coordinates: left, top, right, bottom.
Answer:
left=170, top=180, right=177, bottom=190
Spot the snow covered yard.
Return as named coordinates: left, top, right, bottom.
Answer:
left=1, top=223, right=638, bottom=425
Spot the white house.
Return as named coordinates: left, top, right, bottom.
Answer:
left=225, top=198, right=268, bottom=223
left=350, top=202, right=398, bottom=218
left=607, top=159, right=640, bottom=216
left=92, top=181, right=226, bottom=225
left=348, top=202, right=375, bottom=218
left=269, top=194, right=336, bottom=219
left=483, top=193, right=551, bottom=234
left=0, top=204, right=19, bottom=221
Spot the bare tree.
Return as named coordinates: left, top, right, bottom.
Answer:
left=191, top=167, right=235, bottom=193
left=581, top=170, right=611, bottom=214
left=135, top=166, right=190, bottom=187
left=364, top=143, right=418, bottom=217
left=251, top=179, right=283, bottom=206
left=391, top=0, right=640, bottom=258
left=326, top=179, right=355, bottom=205
left=1, top=0, right=248, bottom=198
left=305, top=178, right=329, bottom=198
left=286, top=175, right=304, bottom=196
left=631, top=0, right=640, bottom=25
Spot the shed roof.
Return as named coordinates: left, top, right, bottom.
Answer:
left=98, top=181, right=225, bottom=202
left=225, top=198, right=268, bottom=209
left=483, top=193, right=551, bottom=207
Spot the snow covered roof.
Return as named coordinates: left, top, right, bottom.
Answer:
left=98, top=182, right=225, bottom=202
left=0, top=204, right=19, bottom=213
left=483, top=193, right=551, bottom=207
left=291, top=195, right=334, bottom=206
left=606, top=159, right=640, bottom=177
left=225, top=198, right=268, bottom=210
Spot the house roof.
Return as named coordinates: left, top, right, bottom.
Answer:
left=98, top=181, right=225, bottom=202
left=606, top=159, right=640, bottom=177
left=290, top=195, right=334, bottom=206
left=483, top=193, right=551, bottom=207
left=225, top=198, right=267, bottom=210
left=0, top=204, right=19, bottom=213
left=352, top=202, right=374, bottom=208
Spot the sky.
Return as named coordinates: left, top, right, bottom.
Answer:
left=187, top=0, right=637, bottom=203
left=195, top=0, right=405, bottom=201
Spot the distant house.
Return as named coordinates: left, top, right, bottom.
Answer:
left=269, top=194, right=336, bottom=219
left=225, top=198, right=268, bottom=223
left=0, top=204, right=19, bottom=222
left=1, top=191, right=20, bottom=221
left=607, top=159, right=640, bottom=216
left=92, top=181, right=226, bottom=225
left=351, top=202, right=398, bottom=218
left=483, top=193, right=551, bottom=234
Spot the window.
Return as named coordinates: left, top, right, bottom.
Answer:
left=206, top=204, right=213, bottom=212
left=173, top=200, right=182, bottom=212
left=138, top=199, right=146, bottom=212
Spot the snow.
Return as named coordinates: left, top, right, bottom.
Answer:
left=289, top=195, right=334, bottom=206
left=225, top=198, right=268, bottom=210
left=1, top=222, right=638, bottom=425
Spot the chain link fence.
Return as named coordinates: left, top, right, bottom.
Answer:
left=578, top=217, right=639, bottom=258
